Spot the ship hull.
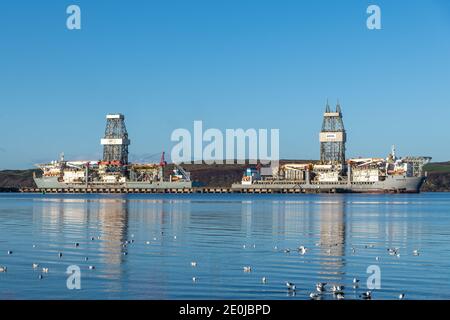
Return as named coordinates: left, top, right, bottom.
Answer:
left=231, top=176, right=426, bottom=193
left=33, top=176, right=193, bottom=190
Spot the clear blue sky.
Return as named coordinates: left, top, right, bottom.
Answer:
left=1, top=0, right=450, bottom=169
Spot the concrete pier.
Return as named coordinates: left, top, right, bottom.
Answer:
left=18, top=186, right=345, bottom=194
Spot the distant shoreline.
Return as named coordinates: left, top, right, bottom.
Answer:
left=1, top=162, right=450, bottom=192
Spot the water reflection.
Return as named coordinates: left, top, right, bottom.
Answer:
left=3, top=193, right=447, bottom=299
left=98, top=199, right=129, bottom=266
left=317, top=198, right=345, bottom=277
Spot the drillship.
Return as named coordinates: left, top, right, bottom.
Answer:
left=232, top=102, right=431, bottom=193
left=34, top=114, right=192, bottom=191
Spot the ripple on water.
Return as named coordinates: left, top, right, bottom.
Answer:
left=1, top=193, right=450, bottom=299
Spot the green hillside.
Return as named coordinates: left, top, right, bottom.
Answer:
left=424, top=162, right=450, bottom=173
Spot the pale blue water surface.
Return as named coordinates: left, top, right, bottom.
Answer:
left=0, top=193, right=449, bottom=300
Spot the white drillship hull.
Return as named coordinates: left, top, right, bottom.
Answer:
left=34, top=176, right=193, bottom=190
left=232, top=175, right=426, bottom=193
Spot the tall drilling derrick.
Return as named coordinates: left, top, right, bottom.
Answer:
left=101, top=114, right=130, bottom=164
left=319, top=101, right=346, bottom=165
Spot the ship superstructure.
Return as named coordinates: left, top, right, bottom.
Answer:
left=233, top=102, right=431, bottom=193
left=34, top=114, right=192, bottom=191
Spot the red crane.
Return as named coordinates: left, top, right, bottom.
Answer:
left=160, top=152, right=168, bottom=167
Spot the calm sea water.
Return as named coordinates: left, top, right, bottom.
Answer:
left=0, top=192, right=449, bottom=300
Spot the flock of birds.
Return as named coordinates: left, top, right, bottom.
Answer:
left=0, top=234, right=420, bottom=300
left=190, top=242, right=418, bottom=300
left=0, top=240, right=99, bottom=279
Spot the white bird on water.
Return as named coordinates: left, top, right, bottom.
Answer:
left=298, top=246, right=308, bottom=255
left=286, top=282, right=296, bottom=291
left=309, top=292, right=320, bottom=300
left=7, top=251, right=13, bottom=255
left=399, top=293, right=406, bottom=300
left=42, top=268, right=49, bottom=273
left=331, top=285, right=344, bottom=294
left=262, top=277, right=268, bottom=284
left=413, top=250, right=420, bottom=256
left=243, top=266, right=252, bottom=273
left=336, top=293, right=345, bottom=300
left=388, top=248, right=399, bottom=256
left=191, top=262, right=197, bottom=267
left=316, top=282, right=327, bottom=292
left=360, top=291, right=372, bottom=300
left=0, top=266, right=7, bottom=273
left=89, top=266, right=96, bottom=270
left=32, top=263, right=39, bottom=269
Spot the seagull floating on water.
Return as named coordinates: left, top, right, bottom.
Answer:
left=7, top=251, right=13, bottom=255
left=192, top=277, right=198, bottom=282
left=413, top=250, right=420, bottom=256
left=316, top=282, right=327, bottom=292
left=360, top=291, right=372, bottom=300
left=42, top=268, right=49, bottom=273
left=243, top=266, right=252, bottom=273
left=336, top=293, right=345, bottom=300
left=388, top=248, right=399, bottom=256
left=399, top=293, right=405, bottom=300
left=298, top=246, right=308, bottom=255
left=0, top=266, right=7, bottom=273
left=191, top=262, right=197, bottom=267
left=262, top=277, right=268, bottom=284
left=89, top=266, right=96, bottom=270
left=309, top=292, right=320, bottom=300
left=331, top=285, right=344, bottom=294
left=286, top=282, right=296, bottom=291
left=32, top=263, right=39, bottom=269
